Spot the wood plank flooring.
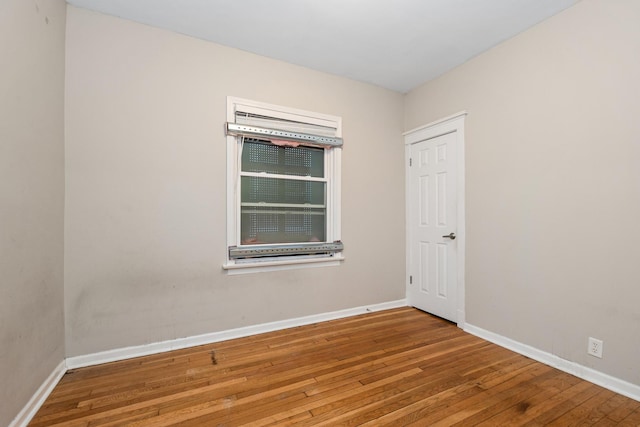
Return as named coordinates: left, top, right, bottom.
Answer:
left=30, top=308, right=640, bottom=426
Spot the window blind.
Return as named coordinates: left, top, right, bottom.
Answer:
left=226, top=109, right=343, bottom=148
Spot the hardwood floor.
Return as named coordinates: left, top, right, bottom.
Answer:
left=30, top=308, right=640, bottom=426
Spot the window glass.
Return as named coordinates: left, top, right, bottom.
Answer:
left=241, top=139, right=324, bottom=178
left=240, top=140, right=327, bottom=245
left=240, top=206, right=326, bottom=244
left=241, top=177, right=325, bottom=205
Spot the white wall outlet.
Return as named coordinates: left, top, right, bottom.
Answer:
left=588, top=337, right=603, bottom=358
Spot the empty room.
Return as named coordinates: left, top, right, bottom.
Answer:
left=2, top=0, right=640, bottom=425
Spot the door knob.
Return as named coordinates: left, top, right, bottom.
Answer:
left=442, top=232, right=456, bottom=240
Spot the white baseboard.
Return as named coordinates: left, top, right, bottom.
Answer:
left=9, top=301, right=407, bottom=426
left=66, top=299, right=408, bottom=369
left=9, top=359, right=67, bottom=427
left=464, top=323, right=640, bottom=402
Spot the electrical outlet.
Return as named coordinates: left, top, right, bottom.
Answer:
left=588, top=337, right=603, bottom=358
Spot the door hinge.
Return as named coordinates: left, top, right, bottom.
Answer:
left=409, top=275, right=413, bottom=284
left=409, top=158, right=412, bottom=167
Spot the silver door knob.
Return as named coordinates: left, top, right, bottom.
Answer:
left=442, top=232, right=456, bottom=240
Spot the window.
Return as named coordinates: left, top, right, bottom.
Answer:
left=224, top=97, right=344, bottom=272
left=240, top=140, right=325, bottom=244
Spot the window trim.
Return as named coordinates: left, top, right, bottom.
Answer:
left=223, top=97, right=343, bottom=274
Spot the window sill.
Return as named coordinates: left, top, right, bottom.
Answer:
left=222, top=254, right=344, bottom=275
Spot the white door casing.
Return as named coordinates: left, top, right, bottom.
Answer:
left=405, top=113, right=466, bottom=326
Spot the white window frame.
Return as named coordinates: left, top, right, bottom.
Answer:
left=223, top=97, right=344, bottom=274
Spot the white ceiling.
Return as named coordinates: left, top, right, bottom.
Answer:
left=66, top=0, right=578, bottom=93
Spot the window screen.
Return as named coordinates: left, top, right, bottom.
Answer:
left=240, top=139, right=326, bottom=245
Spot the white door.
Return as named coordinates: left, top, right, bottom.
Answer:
left=407, top=131, right=458, bottom=322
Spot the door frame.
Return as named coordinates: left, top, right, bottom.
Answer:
left=404, top=112, right=467, bottom=328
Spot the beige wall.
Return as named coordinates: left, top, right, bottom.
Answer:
left=64, top=6, right=405, bottom=357
left=0, top=0, right=66, bottom=425
left=406, top=0, right=640, bottom=386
